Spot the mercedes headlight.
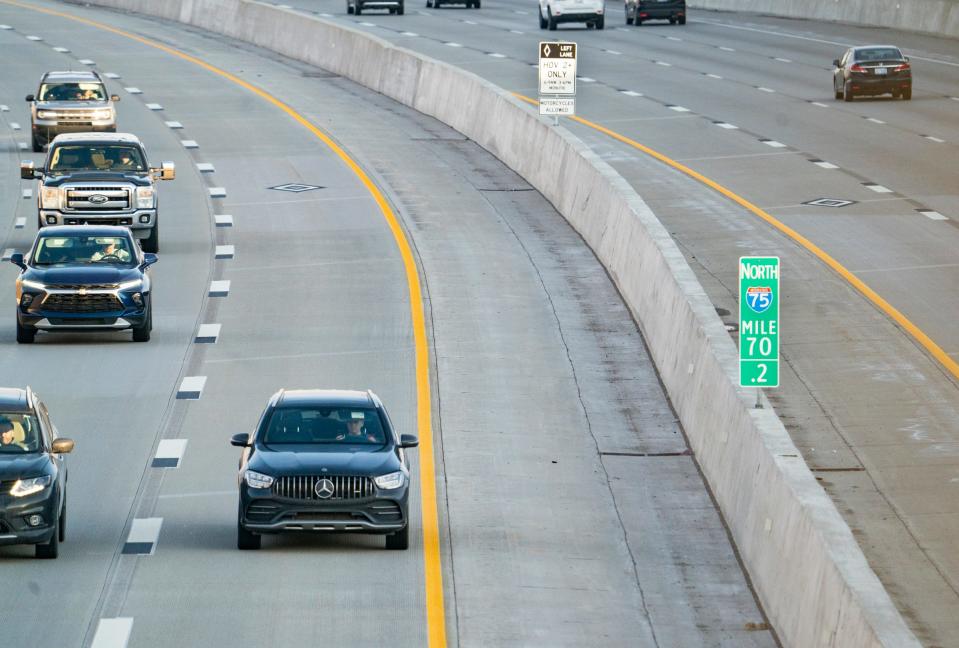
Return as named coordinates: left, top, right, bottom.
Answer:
left=135, top=186, right=155, bottom=209
left=37, top=110, right=58, bottom=120
left=92, top=108, right=113, bottom=120
left=10, top=475, right=52, bottom=498
left=244, top=470, right=274, bottom=489
left=374, top=471, right=405, bottom=490
left=40, top=186, right=61, bottom=210
left=118, top=279, right=143, bottom=291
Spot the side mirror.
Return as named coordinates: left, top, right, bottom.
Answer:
left=51, top=438, right=75, bottom=454
left=10, top=252, right=26, bottom=270
left=833, top=59, right=840, bottom=68
left=110, top=94, right=121, bottom=102
left=904, top=56, right=910, bottom=62
left=20, top=160, right=37, bottom=180
left=158, top=161, right=175, bottom=181
left=25, top=94, right=34, bottom=102
left=399, top=433, right=419, bottom=449
left=230, top=433, right=250, bottom=448
left=141, top=253, right=158, bottom=269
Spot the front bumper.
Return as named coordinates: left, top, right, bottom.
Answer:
left=18, top=294, right=149, bottom=332
left=32, top=122, right=115, bottom=145
left=0, top=488, right=58, bottom=546
left=40, top=209, right=155, bottom=234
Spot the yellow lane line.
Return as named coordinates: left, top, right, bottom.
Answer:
left=514, top=92, right=959, bottom=382
left=1, top=1, right=447, bottom=644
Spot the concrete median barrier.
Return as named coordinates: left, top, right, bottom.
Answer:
left=73, top=0, right=921, bottom=645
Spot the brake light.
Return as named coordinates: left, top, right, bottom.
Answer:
left=850, top=63, right=866, bottom=72
left=893, top=63, right=910, bottom=72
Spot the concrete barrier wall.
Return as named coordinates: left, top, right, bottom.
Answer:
left=690, top=0, right=959, bottom=39
left=72, top=1, right=921, bottom=645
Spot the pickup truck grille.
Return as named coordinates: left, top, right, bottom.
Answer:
left=65, top=185, right=131, bottom=212
left=42, top=293, right=122, bottom=313
left=273, top=475, right=375, bottom=500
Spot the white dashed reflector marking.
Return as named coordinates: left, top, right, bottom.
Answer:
left=714, top=122, right=738, bottom=129
left=153, top=439, right=188, bottom=467
left=181, top=140, right=199, bottom=149
left=514, top=9, right=529, bottom=14
left=863, top=183, right=892, bottom=193
left=10, top=122, right=20, bottom=130
left=26, top=35, right=42, bottom=41
left=2, top=249, right=16, bottom=261
left=510, top=30, right=524, bottom=34
left=359, top=21, right=375, bottom=26
left=605, top=50, right=621, bottom=55
left=177, top=376, right=207, bottom=399
left=487, top=52, right=506, bottom=58
left=78, top=59, right=96, bottom=65
left=719, top=46, right=735, bottom=51
left=757, top=86, right=775, bottom=93
left=668, top=105, right=690, bottom=112
left=666, top=36, right=682, bottom=41
left=918, top=209, right=947, bottom=221
left=145, top=103, right=163, bottom=111
left=704, top=73, right=723, bottom=79
left=195, top=323, right=221, bottom=344
left=761, top=139, right=787, bottom=148
left=18, top=142, right=27, bottom=150
left=103, top=72, right=120, bottom=79
left=22, top=188, right=32, bottom=199
left=214, top=214, right=233, bottom=227
left=400, top=31, right=418, bottom=36
left=209, top=280, right=230, bottom=297
left=774, top=57, right=792, bottom=62
left=52, top=46, right=70, bottom=52
left=813, top=161, right=839, bottom=169
left=810, top=101, right=829, bottom=108
left=165, top=121, right=183, bottom=129
left=621, top=90, right=642, bottom=97
left=15, top=217, right=26, bottom=228
left=319, top=12, right=333, bottom=16
left=578, top=76, right=596, bottom=82
left=124, top=87, right=142, bottom=94
left=445, top=42, right=462, bottom=47
left=209, top=187, right=226, bottom=198
left=0, top=105, right=8, bottom=111
left=924, top=135, right=945, bottom=143
left=215, top=245, right=235, bottom=259
left=464, top=20, right=477, bottom=24
left=91, top=618, right=134, bottom=648
left=123, top=518, right=162, bottom=554
left=951, top=97, right=959, bottom=102
left=655, top=61, right=672, bottom=67
left=0, top=25, right=11, bottom=30
left=196, top=163, right=215, bottom=173
left=866, top=117, right=885, bottom=124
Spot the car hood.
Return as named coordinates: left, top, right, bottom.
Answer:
left=0, top=454, right=50, bottom=480
left=24, top=265, right=142, bottom=285
left=43, top=171, right=150, bottom=187
left=250, top=446, right=400, bottom=476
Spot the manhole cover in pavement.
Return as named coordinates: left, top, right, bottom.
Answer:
left=269, top=183, right=325, bottom=193
left=803, top=198, right=856, bottom=208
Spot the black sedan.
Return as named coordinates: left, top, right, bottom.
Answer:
left=834, top=45, right=912, bottom=101
left=10, top=225, right=157, bottom=343
left=0, top=387, right=74, bottom=559
left=231, top=389, right=419, bottom=550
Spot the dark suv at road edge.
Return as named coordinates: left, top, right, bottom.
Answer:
left=232, top=389, right=418, bottom=550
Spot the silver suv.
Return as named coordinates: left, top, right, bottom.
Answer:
left=26, top=71, right=119, bottom=152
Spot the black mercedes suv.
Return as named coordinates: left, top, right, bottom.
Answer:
left=0, top=387, right=74, bottom=559
left=231, top=389, right=418, bottom=550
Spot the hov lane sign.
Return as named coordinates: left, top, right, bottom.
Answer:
left=539, top=41, right=577, bottom=96
left=739, top=256, right=780, bottom=388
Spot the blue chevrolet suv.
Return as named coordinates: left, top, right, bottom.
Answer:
left=10, top=225, right=156, bottom=343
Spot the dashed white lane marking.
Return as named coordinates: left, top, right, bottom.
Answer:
left=124, top=87, right=142, bottom=94
left=319, top=12, right=333, bottom=17
left=757, top=86, right=775, bottom=93
left=704, top=73, right=723, bottom=79
left=15, top=217, right=26, bottom=228
left=215, top=245, right=235, bottom=259
left=529, top=63, right=538, bottom=68
left=514, top=9, right=529, bottom=14
left=714, top=122, right=738, bottom=129
left=10, top=122, right=20, bottom=130
left=0, top=105, right=8, bottom=111
left=666, top=36, right=682, bottom=41
left=578, top=76, right=596, bottom=82
left=918, top=209, right=948, bottom=221
left=400, top=31, right=418, bottom=36
left=182, top=140, right=199, bottom=148
left=90, top=618, right=134, bottom=648
left=22, top=188, right=32, bottom=199
left=510, top=29, right=524, bottom=34
left=865, top=117, right=885, bottom=124
left=487, top=52, right=505, bottom=58
left=655, top=61, right=672, bottom=67
left=78, top=59, right=95, bottom=65
left=145, top=103, right=163, bottom=111
left=52, top=46, right=69, bottom=52
left=924, top=135, right=945, bottom=143
left=209, top=187, right=226, bottom=198
left=810, top=101, right=829, bottom=108
left=1, top=249, right=16, bottom=260
left=17, top=142, right=27, bottom=150
left=359, top=21, right=375, bottom=26
left=122, top=518, right=162, bottom=554
left=667, top=105, right=690, bottom=112
left=863, top=182, right=893, bottom=193
left=605, top=49, right=621, bottom=55
left=209, top=280, right=231, bottom=297
left=103, top=72, right=120, bottom=79
left=719, top=46, right=735, bottom=52
left=774, top=57, right=792, bottom=63
left=445, top=42, right=462, bottom=47
left=196, top=162, right=215, bottom=173
left=164, top=121, right=183, bottom=129
left=952, top=97, right=959, bottom=102
left=813, top=160, right=839, bottom=169
left=0, top=24, right=11, bottom=29
left=760, top=139, right=787, bottom=148
left=26, top=35, right=42, bottom=41
left=195, top=323, right=222, bottom=344
left=214, top=214, right=233, bottom=227
left=177, top=376, right=207, bottom=399
left=621, top=90, right=642, bottom=97
left=152, top=439, right=188, bottom=467
left=464, top=19, right=477, bottom=24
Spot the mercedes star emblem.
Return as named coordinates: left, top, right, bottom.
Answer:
left=315, top=478, right=334, bottom=499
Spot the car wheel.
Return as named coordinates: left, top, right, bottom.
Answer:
left=596, top=15, right=604, bottom=29
left=32, top=135, right=43, bottom=153
left=548, top=8, right=557, bottom=29
left=834, top=81, right=843, bottom=100
left=132, top=302, right=152, bottom=343
left=347, top=0, right=354, bottom=13
left=678, top=15, right=685, bottom=24
left=58, top=500, right=66, bottom=543
left=432, top=0, right=439, bottom=7
left=16, top=319, right=36, bottom=344
left=426, top=0, right=432, bottom=6
left=474, top=0, right=480, bottom=7
left=586, top=21, right=594, bottom=28
left=625, top=4, right=633, bottom=24
left=237, top=519, right=261, bottom=550
left=35, top=516, right=59, bottom=559
left=386, top=525, right=409, bottom=550
left=902, top=86, right=912, bottom=100
left=355, top=2, right=362, bottom=14
left=843, top=81, right=854, bottom=102
left=397, top=1, right=405, bottom=13
left=539, top=8, right=547, bottom=28
left=635, top=17, right=642, bottom=25
left=669, top=17, right=675, bottom=23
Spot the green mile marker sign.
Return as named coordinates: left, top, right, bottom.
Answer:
left=739, top=256, right=780, bottom=388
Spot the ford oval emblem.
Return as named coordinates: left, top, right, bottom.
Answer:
left=88, top=194, right=109, bottom=204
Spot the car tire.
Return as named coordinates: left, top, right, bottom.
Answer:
left=474, top=0, right=480, bottom=7
left=426, top=0, right=432, bottom=6
left=635, top=17, right=642, bottom=25
left=386, top=525, right=409, bottom=550
left=58, top=501, right=66, bottom=543
left=132, top=302, right=152, bottom=343
left=141, top=218, right=159, bottom=254
left=35, top=516, right=59, bottom=559
left=834, top=82, right=843, bottom=100
left=432, top=0, right=439, bottom=7
left=596, top=15, right=604, bottom=29
left=355, top=3, right=362, bottom=14
left=669, top=17, right=676, bottom=24
left=16, top=319, right=36, bottom=344
left=902, top=86, right=912, bottom=100
left=625, top=5, right=633, bottom=24
left=32, top=134, right=43, bottom=153
left=237, top=519, right=261, bottom=550
left=347, top=1, right=354, bottom=13
left=843, top=81, right=854, bottom=102
left=548, top=8, right=557, bottom=30
left=678, top=15, right=685, bottom=24
left=398, top=2, right=405, bottom=13
left=539, top=8, right=547, bottom=28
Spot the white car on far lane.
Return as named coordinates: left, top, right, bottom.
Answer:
left=539, top=0, right=605, bottom=30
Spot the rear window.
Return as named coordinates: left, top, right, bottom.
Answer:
left=854, top=48, right=903, bottom=62
left=262, top=407, right=387, bottom=446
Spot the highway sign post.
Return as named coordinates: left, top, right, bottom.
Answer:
left=739, top=256, right=780, bottom=391
left=539, top=41, right=576, bottom=124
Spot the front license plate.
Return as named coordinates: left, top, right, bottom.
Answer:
left=874, top=67, right=887, bottom=75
